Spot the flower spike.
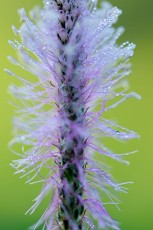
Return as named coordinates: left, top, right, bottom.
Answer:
left=8, top=1, right=139, bottom=229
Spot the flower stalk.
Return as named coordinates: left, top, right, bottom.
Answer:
left=55, top=2, right=86, bottom=228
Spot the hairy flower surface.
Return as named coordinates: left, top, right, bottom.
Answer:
left=7, top=0, right=139, bottom=229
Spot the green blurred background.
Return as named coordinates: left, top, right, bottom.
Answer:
left=0, top=0, right=152, bottom=229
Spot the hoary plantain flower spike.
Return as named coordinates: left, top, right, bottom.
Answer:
left=7, top=0, right=140, bottom=229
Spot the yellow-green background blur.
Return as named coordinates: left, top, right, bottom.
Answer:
left=0, top=0, right=152, bottom=229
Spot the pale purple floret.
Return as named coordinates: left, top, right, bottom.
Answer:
left=7, top=0, right=139, bottom=229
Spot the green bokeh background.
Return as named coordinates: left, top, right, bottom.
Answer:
left=0, top=0, right=152, bottom=229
